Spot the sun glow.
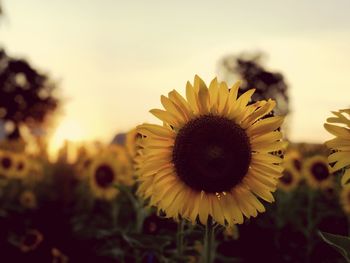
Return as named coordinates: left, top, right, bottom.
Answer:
left=48, top=118, right=87, bottom=162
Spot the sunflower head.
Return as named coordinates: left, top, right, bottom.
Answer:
left=137, top=75, right=286, bottom=226
left=303, top=155, right=333, bottom=189
left=284, top=148, right=302, bottom=172
left=278, top=163, right=300, bottom=192
left=13, top=153, right=30, bottom=179
left=19, top=190, right=37, bottom=209
left=324, top=109, right=350, bottom=186
left=19, top=229, right=43, bottom=253
left=89, top=145, right=133, bottom=200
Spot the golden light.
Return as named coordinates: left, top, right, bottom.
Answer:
left=48, top=118, right=88, bottom=162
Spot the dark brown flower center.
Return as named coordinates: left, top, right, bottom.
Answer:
left=311, top=162, right=329, bottom=181
left=293, top=159, right=301, bottom=171
left=172, top=115, right=251, bottom=193
left=17, top=161, right=24, bottom=171
left=23, top=232, right=39, bottom=247
left=280, top=170, right=293, bottom=185
left=94, top=164, right=115, bottom=188
left=1, top=156, right=12, bottom=170
left=83, top=159, right=91, bottom=168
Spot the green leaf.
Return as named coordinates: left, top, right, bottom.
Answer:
left=319, top=231, right=350, bottom=262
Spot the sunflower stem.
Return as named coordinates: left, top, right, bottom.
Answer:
left=204, top=217, right=215, bottom=263
left=306, top=189, right=315, bottom=263
left=177, top=219, right=185, bottom=258
left=111, top=200, right=120, bottom=228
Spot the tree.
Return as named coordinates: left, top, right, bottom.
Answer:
left=0, top=49, right=59, bottom=140
left=218, top=53, right=289, bottom=116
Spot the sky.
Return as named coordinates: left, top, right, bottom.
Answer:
left=1, top=0, right=350, bottom=153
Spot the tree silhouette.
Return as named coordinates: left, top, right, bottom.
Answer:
left=219, top=53, right=289, bottom=116
left=0, top=49, right=59, bottom=139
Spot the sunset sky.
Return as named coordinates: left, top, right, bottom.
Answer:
left=1, top=0, right=350, bottom=152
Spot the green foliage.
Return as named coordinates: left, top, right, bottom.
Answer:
left=320, top=231, right=350, bottom=262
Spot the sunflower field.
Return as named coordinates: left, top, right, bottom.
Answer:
left=1, top=1, right=350, bottom=263
left=0, top=75, right=349, bottom=263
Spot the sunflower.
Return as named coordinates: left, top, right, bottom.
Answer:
left=303, top=155, right=333, bottom=189
left=278, top=163, right=300, bottom=192
left=324, top=109, right=350, bottom=186
left=51, top=247, right=69, bottom=263
left=0, top=150, right=15, bottom=177
left=340, top=185, right=350, bottom=215
left=137, top=75, right=286, bottom=226
left=284, top=148, right=302, bottom=172
left=19, top=229, right=44, bottom=253
left=89, top=145, right=133, bottom=200
left=19, top=190, right=37, bottom=209
left=12, top=153, right=30, bottom=179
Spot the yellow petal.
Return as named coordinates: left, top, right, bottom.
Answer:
left=247, top=116, right=285, bottom=137
left=198, top=192, right=209, bottom=224
left=329, top=151, right=350, bottom=163
left=241, top=99, right=276, bottom=128
left=198, top=82, right=210, bottom=114
left=235, top=89, right=255, bottom=110
left=208, top=78, right=219, bottom=111
left=161, top=95, right=186, bottom=123
left=324, top=123, right=350, bottom=139
left=137, top=123, right=174, bottom=138
left=217, top=82, right=229, bottom=113
left=210, top=196, right=225, bottom=226
left=186, top=81, right=199, bottom=113
left=252, top=141, right=288, bottom=153
left=168, top=90, right=193, bottom=119
left=252, top=153, right=283, bottom=164
left=250, top=131, right=283, bottom=145
left=341, top=169, right=350, bottom=186
left=150, top=109, right=180, bottom=128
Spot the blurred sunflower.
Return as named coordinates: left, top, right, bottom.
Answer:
left=19, top=190, right=37, bottom=209
left=89, top=146, right=133, bottom=200
left=0, top=150, right=15, bottom=177
left=0, top=138, right=26, bottom=153
left=303, top=156, right=333, bottom=189
left=12, top=153, right=30, bottom=179
left=223, top=225, right=239, bottom=240
left=51, top=247, right=69, bottom=263
left=278, top=163, right=300, bottom=192
left=19, top=229, right=43, bottom=253
left=137, top=75, right=286, bottom=226
left=340, top=185, right=350, bottom=215
left=324, top=109, right=350, bottom=186
left=284, top=148, right=302, bottom=172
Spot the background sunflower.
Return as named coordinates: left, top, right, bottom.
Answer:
left=278, top=163, right=300, bottom=192
left=88, top=146, right=133, bottom=201
left=303, top=155, right=333, bottom=189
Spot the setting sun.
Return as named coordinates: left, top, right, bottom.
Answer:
left=48, top=118, right=87, bottom=161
